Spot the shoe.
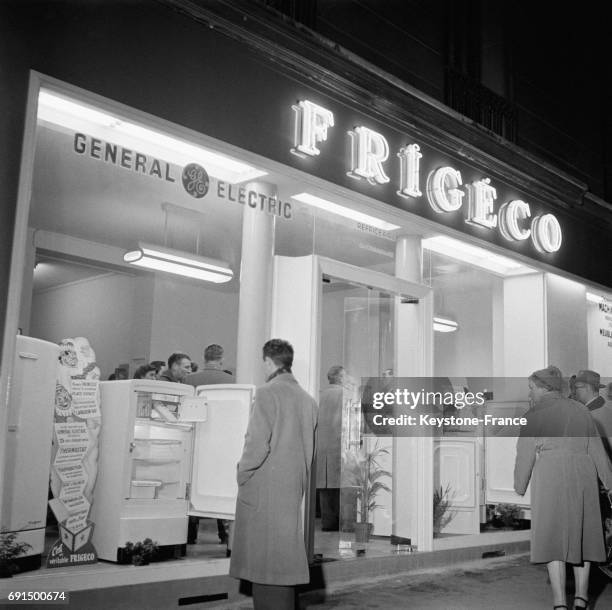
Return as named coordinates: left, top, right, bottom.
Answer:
left=573, top=596, right=588, bottom=609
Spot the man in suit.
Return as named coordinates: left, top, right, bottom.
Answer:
left=316, top=365, right=346, bottom=531
left=184, top=344, right=234, bottom=387
left=574, top=369, right=612, bottom=454
left=158, top=352, right=192, bottom=383
left=574, top=368, right=612, bottom=561
left=230, top=339, right=317, bottom=610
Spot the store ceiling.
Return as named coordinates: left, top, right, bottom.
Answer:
left=33, top=256, right=118, bottom=292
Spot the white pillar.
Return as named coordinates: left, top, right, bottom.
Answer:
left=393, top=235, right=434, bottom=551
left=235, top=182, right=276, bottom=386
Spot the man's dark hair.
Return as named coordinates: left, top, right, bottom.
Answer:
left=168, top=352, right=190, bottom=368
left=134, top=363, right=156, bottom=379
left=150, top=360, right=165, bottom=373
left=204, top=344, right=224, bottom=362
left=327, top=365, right=345, bottom=385
left=262, top=339, right=293, bottom=370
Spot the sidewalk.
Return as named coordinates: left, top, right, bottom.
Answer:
left=229, top=553, right=612, bottom=609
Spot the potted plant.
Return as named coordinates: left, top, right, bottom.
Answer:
left=0, top=532, right=32, bottom=578
left=121, top=538, right=159, bottom=566
left=493, top=503, right=522, bottom=529
left=433, top=484, right=455, bottom=537
left=342, top=442, right=392, bottom=543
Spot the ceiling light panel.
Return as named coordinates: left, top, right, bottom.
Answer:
left=433, top=316, right=459, bottom=332
left=423, top=235, right=534, bottom=276
left=37, top=90, right=267, bottom=184
left=123, top=243, right=233, bottom=283
left=291, top=192, right=400, bottom=231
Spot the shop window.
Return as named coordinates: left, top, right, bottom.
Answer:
left=274, top=184, right=400, bottom=273
left=425, top=243, right=536, bottom=542
left=587, top=290, right=612, bottom=381
left=25, top=89, right=246, bottom=380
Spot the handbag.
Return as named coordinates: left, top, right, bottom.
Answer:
left=599, top=492, right=612, bottom=579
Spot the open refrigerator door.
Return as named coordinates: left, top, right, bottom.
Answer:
left=188, top=384, right=255, bottom=520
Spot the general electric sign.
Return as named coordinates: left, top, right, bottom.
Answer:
left=290, top=99, right=562, bottom=254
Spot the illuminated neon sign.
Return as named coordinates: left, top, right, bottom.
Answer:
left=291, top=100, right=334, bottom=157
left=291, top=99, right=563, bottom=253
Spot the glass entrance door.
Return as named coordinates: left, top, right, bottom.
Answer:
left=270, top=254, right=430, bottom=560
left=315, top=278, right=395, bottom=559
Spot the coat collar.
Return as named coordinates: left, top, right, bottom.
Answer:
left=266, top=371, right=296, bottom=385
left=531, top=391, right=562, bottom=411
left=323, top=383, right=342, bottom=392
left=586, top=395, right=606, bottom=411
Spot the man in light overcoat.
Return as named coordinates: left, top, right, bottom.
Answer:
left=229, top=339, right=318, bottom=610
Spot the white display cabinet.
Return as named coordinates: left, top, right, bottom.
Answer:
left=1, top=335, right=58, bottom=571
left=90, top=380, right=254, bottom=562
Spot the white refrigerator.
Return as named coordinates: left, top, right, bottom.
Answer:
left=90, top=379, right=254, bottom=562
left=1, top=335, right=58, bottom=570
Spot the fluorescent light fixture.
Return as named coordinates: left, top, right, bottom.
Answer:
left=123, top=243, right=233, bottom=283
left=422, top=235, right=534, bottom=276
left=433, top=316, right=458, bottom=333
left=291, top=192, right=401, bottom=231
left=586, top=292, right=606, bottom=304
left=37, top=90, right=267, bottom=184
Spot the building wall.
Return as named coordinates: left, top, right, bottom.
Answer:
left=502, top=275, right=546, bottom=377
left=280, top=0, right=608, bottom=200
left=316, top=0, right=448, bottom=101
left=30, top=273, right=145, bottom=379
left=433, top=271, right=498, bottom=378
left=149, top=276, right=239, bottom=373
left=545, top=274, right=589, bottom=377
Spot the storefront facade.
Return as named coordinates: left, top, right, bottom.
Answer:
left=1, top=1, right=611, bottom=603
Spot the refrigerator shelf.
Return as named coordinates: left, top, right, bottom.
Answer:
left=133, top=439, right=182, bottom=444
left=135, top=417, right=192, bottom=431
left=131, top=457, right=181, bottom=463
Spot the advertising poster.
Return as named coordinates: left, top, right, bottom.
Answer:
left=47, top=337, right=101, bottom=568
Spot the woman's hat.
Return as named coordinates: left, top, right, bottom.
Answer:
left=575, top=369, right=605, bottom=389
left=530, top=365, right=563, bottom=391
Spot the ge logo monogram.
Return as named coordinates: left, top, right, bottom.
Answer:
left=182, top=163, right=209, bottom=198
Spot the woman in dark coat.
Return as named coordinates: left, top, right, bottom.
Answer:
left=514, top=366, right=612, bottom=610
